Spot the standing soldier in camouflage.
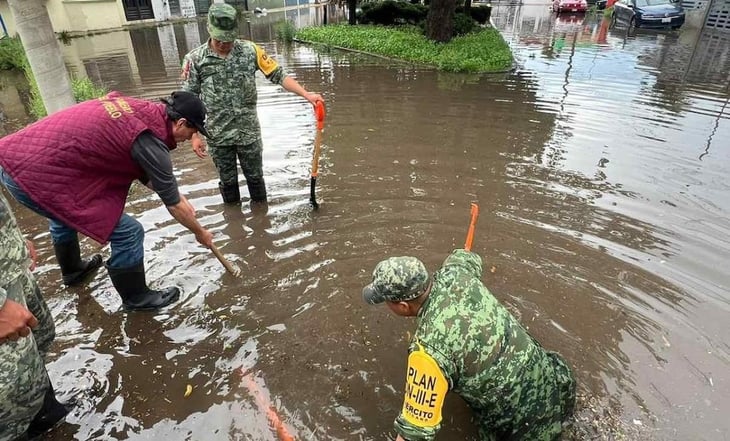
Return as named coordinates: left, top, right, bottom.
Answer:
left=362, top=249, right=576, bottom=441
left=181, top=3, right=324, bottom=205
left=1, top=192, right=69, bottom=440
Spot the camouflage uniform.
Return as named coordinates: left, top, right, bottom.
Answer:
left=364, top=250, right=575, bottom=441
left=181, top=10, right=287, bottom=202
left=0, top=192, right=55, bottom=440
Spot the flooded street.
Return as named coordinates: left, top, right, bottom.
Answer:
left=1, top=4, right=729, bottom=440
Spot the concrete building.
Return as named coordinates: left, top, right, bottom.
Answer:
left=0, top=0, right=200, bottom=37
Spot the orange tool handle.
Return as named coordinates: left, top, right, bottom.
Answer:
left=464, top=203, right=479, bottom=251
left=314, top=101, right=325, bottom=130
left=244, top=374, right=296, bottom=441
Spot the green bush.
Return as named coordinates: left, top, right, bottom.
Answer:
left=296, top=24, right=512, bottom=73
left=29, top=78, right=107, bottom=119
left=453, top=12, right=477, bottom=36
left=72, top=78, right=107, bottom=103
left=1, top=37, right=106, bottom=119
left=469, top=5, right=492, bottom=24
left=0, top=37, right=29, bottom=71
left=275, top=20, right=296, bottom=42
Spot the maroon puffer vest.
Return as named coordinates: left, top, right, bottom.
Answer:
left=0, top=92, right=176, bottom=243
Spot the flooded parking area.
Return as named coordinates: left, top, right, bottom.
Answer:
left=1, top=4, right=728, bottom=440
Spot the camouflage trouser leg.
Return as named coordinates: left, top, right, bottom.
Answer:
left=234, top=138, right=264, bottom=184
left=477, top=353, right=576, bottom=441
left=209, top=144, right=241, bottom=187
left=235, top=139, right=266, bottom=201
left=210, top=140, right=266, bottom=201
left=0, top=272, right=54, bottom=441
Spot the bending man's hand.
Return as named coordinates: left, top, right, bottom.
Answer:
left=195, top=229, right=214, bottom=249
left=0, top=299, right=38, bottom=344
left=191, top=133, right=208, bottom=159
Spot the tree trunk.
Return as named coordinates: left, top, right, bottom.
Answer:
left=464, top=0, right=472, bottom=14
left=348, top=0, right=357, bottom=24
left=7, top=0, right=74, bottom=115
left=425, top=0, right=458, bottom=42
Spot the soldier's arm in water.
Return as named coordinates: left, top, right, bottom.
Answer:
left=441, top=249, right=483, bottom=278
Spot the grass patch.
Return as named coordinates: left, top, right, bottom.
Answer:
left=0, top=37, right=27, bottom=71
left=295, top=24, right=513, bottom=73
left=275, top=20, right=297, bottom=42
left=0, top=36, right=107, bottom=119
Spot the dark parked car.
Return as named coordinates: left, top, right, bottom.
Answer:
left=612, top=0, right=685, bottom=29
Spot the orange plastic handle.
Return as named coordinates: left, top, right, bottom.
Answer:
left=464, top=203, right=479, bottom=251
left=315, top=101, right=325, bottom=130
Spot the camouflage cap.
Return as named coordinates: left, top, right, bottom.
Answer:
left=362, top=256, right=430, bottom=305
left=208, top=3, right=238, bottom=42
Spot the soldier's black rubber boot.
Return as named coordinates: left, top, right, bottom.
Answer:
left=219, top=182, right=241, bottom=204
left=246, top=177, right=267, bottom=203
left=106, top=263, right=180, bottom=311
left=53, top=239, right=103, bottom=286
left=24, top=381, right=69, bottom=440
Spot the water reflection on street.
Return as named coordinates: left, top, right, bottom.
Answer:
left=1, top=4, right=728, bottom=440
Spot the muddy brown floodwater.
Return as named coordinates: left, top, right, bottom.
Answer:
left=0, top=4, right=728, bottom=441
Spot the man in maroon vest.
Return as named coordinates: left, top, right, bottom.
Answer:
left=0, top=91, right=215, bottom=310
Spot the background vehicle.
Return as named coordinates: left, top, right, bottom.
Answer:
left=553, top=0, right=589, bottom=13
left=612, top=0, right=685, bottom=29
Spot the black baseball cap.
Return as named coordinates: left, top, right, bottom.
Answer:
left=162, top=91, right=211, bottom=138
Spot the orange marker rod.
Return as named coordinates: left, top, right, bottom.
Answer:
left=464, top=203, right=479, bottom=251
left=242, top=373, right=296, bottom=441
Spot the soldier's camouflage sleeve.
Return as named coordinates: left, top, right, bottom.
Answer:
left=441, top=249, right=482, bottom=279
left=180, top=51, right=201, bottom=94
left=253, top=43, right=286, bottom=85
left=0, top=191, right=30, bottom=306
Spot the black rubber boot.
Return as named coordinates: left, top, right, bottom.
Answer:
left=53, top=239, right=103, bottom=286
left=219, top=182, right=241, bottom=204
left=106, top=263, right=180, bottom=311
left=24, top=379, right=69, bottom=439
left=246, top=177, right=267, bottom=203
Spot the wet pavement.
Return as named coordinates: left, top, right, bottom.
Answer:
left=1, top=3, right=729, bottom=440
